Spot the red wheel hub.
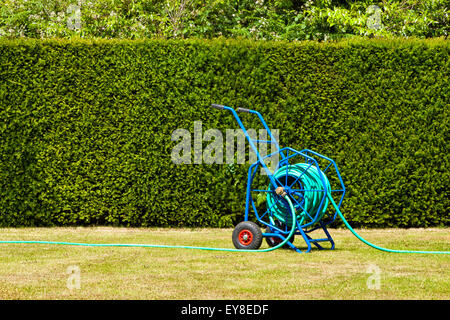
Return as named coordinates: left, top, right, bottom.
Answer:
left=238, top=230, right=253, bottom=246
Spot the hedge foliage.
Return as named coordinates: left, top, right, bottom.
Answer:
left=0, top=37, right=448, bottom=228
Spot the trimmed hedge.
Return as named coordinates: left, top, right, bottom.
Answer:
left=0, top=38, right=448, bottom=228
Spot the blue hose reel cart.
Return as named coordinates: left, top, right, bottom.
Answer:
left=211, top=104, right=346, bottom=253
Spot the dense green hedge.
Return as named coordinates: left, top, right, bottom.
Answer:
left=0, top=38, right=448, bottom=228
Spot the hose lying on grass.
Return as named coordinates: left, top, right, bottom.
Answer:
left=0, top=194, right=448, bottom=254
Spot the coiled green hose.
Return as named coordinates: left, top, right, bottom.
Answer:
left=267, top=163, right=449, bottom=254
left=267, top=163, right=331, bottom=227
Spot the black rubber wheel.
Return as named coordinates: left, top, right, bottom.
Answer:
left=232, top=221, right=263, bottom=250
left=265, top=221, right=294, bottom=249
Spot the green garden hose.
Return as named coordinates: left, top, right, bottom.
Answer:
left=0, top=196, right=297, bottom=253
left=267, top=163, right=331, bottom=227
left=267, top=164, right=449, bottom=254
left=0, top=177, right=448, bottom=254
left=328, top=195, right=449, bottom=254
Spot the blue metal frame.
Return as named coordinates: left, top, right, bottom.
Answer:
left=216, top=105, right=345, bottom=253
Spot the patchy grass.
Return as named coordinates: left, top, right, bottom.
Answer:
left=0, top=227, right=448, bottom=300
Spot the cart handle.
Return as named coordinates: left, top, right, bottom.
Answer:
left=236, top=107, right=251, bottom=113
left=209, top=103, right=285, bottom=183
left=211, top=104, right=226, bottom=110
left=210, top=103, right=281, bottom=152
left=235, top=108, right=281, bottom=155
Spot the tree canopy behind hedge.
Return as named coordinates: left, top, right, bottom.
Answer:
left=0, top=0, right=448, bottom=41
left=0, top=37, right=448, bottom=228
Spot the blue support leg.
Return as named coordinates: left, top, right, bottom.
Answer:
left=244, top=163, right=259, bottom=221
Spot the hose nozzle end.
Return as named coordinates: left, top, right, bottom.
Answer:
left=275, top=187, right=287, bottom=197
